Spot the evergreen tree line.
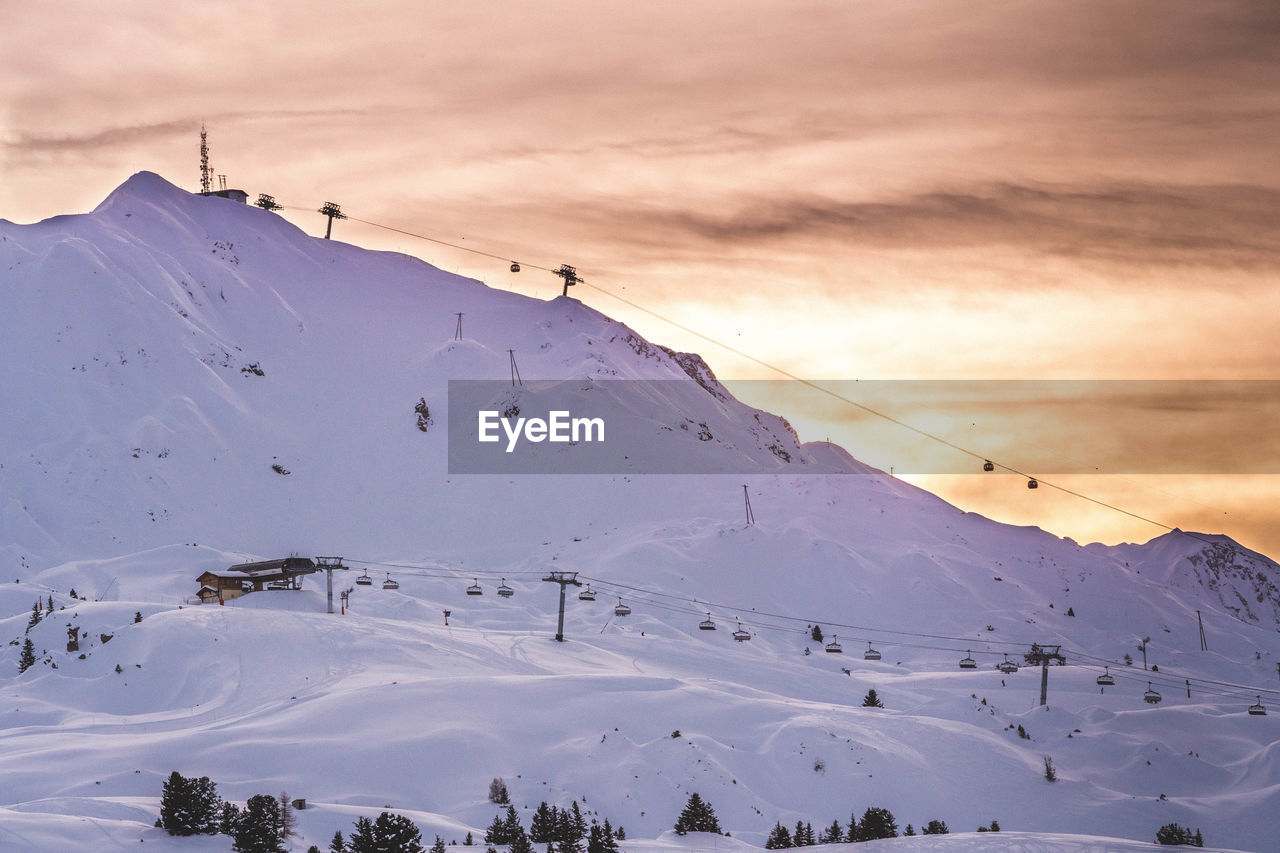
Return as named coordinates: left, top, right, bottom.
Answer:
left=483, top=800, right=623, bottom=853
left=157, top=770, right=298, bottom=853
left=763, top=806, right=999, bottom=847
left=1155, top=823, right=1204, bottom=847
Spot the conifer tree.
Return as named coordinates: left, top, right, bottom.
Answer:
left=329, top=829, right=346, bottom=852
left=674, top=793, right=720, bottom=835
left=503, top=804, right=524, bottom=843
left=857, top=807, right=897, bottom=840
left=903, top=824, right=915, bottom=837
left=818, top=820, right=843, bottom=844
left=489, top=777, right=511, bottom=804
left=921, top=819, right=949, bottom=835
left=432, top=835, right=448, bottom=853
left=764, top=822, right=792, bottom=849
left=221, top=801, right=243, bottom=835
left=278, top=792, right=295, bottom=840
left=531, top=802, right=556, bottom=843
left=508, top=828, right=535, bottom=853
left=792, top=820, right=807, bottom=846
left=350, top=817, right=376, bottom=853
left=561, top=801, right=587, bottom=853
left=18, top=638, right=36, bottom=674
left=861, top=689, right=884, bottom=708
left=485, top=814, right=508, bottom=845
left=233, top=794, right=284, bottom=853
left=811, top=625, right=824, bottom=643
left=26, top=602, right=41, bottom=633
left=350, top=812, right=424, bottom=853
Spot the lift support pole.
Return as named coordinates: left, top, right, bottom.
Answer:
left=1025, top=643, right=1066, bottom=706
left=542, top=571, right=582, bottom=642
left=316, top=557, right=346, bottom=614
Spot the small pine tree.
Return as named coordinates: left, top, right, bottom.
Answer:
left=989, top=820, right=1001, bottom=832
left=858, top=807, right=897, bottom=840
left=1043, top=755, right=1057, bottom=782
left=26, top=603, right=41, bottom=633
left=903, top=824, right=915, bottom=837
left=819, top=819, right=843, bottom=844
left=278, top=792, right=295, bottom=840
left=764, top=822, right=792, bottom=849
left=921, top=820, right=949, bottom=835
left=18, top=638, right=36, bottom=674
left=674, top=793, right=720, bottom=835
left=233, top=794, right=283, bottom=853
left=793, top=820, right=806, bottom=846
left=811, top=625, right=824, bottom=643
left=1155, top=823, right=1203, bottom=846
left=861, top=689, right=884, bottom=708
left=485, top=814, right=508, bottom=845
left=503, top=804, right=524, bottom=844
left=329, top=829, right=346, bottom=852
left=350, top=817, right=376, bottom=853
left=489, top=777, right=510, bottom=804
left=221, top=801, right=243, bottom=835
left=432, top=835, right=448, bottom=853
left=464, top=832, right=474, bottom=846
left=508, top=828, right=535, bottom=853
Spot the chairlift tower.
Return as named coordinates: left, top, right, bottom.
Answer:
left=553, top=264, right=580, bottom=297
left=256, top=193, right=283, bottom=211
left=1024, top=643, right=1066, bottom=707
left=315, top=556, right=347, bottom=614
left=542, top=571, right=582, bottom=642
left=318, top=202, right=347, bottom=239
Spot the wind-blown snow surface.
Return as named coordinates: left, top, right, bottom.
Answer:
left=1, top=173, right=1277, bottom=851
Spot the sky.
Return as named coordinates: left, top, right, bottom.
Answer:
left=3, top=1, right=1279, bottom=554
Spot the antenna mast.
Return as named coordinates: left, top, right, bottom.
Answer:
left=199, top=124, right=211, bottom=194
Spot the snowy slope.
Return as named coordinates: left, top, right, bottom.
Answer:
left=1, top=174, right=1277, bottom=852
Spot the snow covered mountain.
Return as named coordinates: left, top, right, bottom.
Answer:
left=1, top=173, right=1276, bottom=852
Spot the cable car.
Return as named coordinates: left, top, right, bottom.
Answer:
left=355, top=571, right=373, bottom=586
left=1027, top=478, right=1039, bottom=490
left=614, top=599, right=631, bottom=617
left=983, top=460, right=994, bottom=472
left=497, top=579, right=514, bottom=598
left=578, top=585, right=597, bottom=601
left=466, top=578, right=483, bottom=596
left=732, top=621, right=751, bottom=642
left=382, top=574, right=399, bottom=590
left=1096, top=667, right=1115, bottom=687
left=825, top=635, right=844, bottom=654
left=864, top=642, right=882, bottom=661
left=1248, top=696, right=1267, bottom=716
left=510, top=262, right=521, bottom=273
left=997, top=655, right=1019, bottom=674
left=699, top=612, right=717, bottom=631
left=958, top=651, right=977, bottom=669
left=1143, top=682, right=1162, bottom=704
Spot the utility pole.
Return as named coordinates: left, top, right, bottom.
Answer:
left=553, top=264, right=580, bottom=297
left=1138, top=636, right=1150, bottom=671
left=542, top=571, right=582, bottom=642
left=508, top=350, right=522, bottom=386
left=315, top=557, right=346, bottom=614
left=743, top=485, right=755, bottom=525
left=318, top=202, right=346, bottom=239
left=1024, top=643, right=1065, bottom=707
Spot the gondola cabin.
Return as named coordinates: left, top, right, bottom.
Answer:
left=510, top=262, right=521, bottom=273
left=983, top=460, right=994, bottom=472
left=1027, top=478, right=1039, bottom=489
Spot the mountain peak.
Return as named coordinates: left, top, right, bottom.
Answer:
left=93, top=170, right=188, bottom=212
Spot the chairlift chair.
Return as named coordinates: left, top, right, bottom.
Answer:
left=864, top=642, right=882, bottom=661
left=698, top=612, right=717, bottom=631
left=355, top=571, right=373, bottom=586
left=382, top=574, right=399, bottom=590
left=732, top=621, right=751, bottom=642
left=497, top=579, right=514, bottom=598
left=1096, top=667, right=1115, bottom=687
left=959, top=651, right=977, bottom=669
left=578, top=585, right=597, bottom=601
left=825, top=635, right=844, bottom=654
left=466, top=578, right=483, bottom=596
left=1248, top=696, right=1267, bottom=716
left=614, top=599, right=631, bottom=617
left=997, top=655, right=1019, bottom=674
left=1143, top=682, right=1162, bottom=704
